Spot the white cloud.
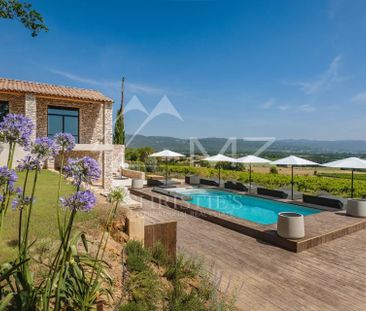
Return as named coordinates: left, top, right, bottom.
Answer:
left=351, top=92, right=366, bottom=104
left=261, top=98, right=275, bottom=109
left=125, top=82, right=165, bottom=95
left=49, top=69, right=166, bottom=95
left=260, top=99, right=292, bottom=112
left=49, top=69, right=118, bottom=88
left=260, top=99, right=315, bottom=113
left=299, top=104, right=316, bottom=113
left=289, top=55, right=343, bottom=95
left=277, top=105, right=290, bottom=111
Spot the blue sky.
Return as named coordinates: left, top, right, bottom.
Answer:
left=1, top=0, right=366, bottom=140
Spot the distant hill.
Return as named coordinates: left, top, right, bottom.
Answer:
left=126, top=135, right=366, bottom=155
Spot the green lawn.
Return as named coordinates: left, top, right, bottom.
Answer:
left=0, top=170, right=101, bottom=262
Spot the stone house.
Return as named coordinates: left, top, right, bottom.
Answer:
left=0, top=77, right=124, bottom=189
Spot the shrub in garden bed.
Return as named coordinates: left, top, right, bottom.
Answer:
left=120, top=240, right=235, bottom=311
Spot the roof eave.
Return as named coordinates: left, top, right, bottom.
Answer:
left=0, top=89, right=114, bottom=104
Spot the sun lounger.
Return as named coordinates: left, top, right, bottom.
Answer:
left=277, top=187, right=303, bottom=200
left=147, top=178, right=179, bottom=188
left=303, top=194, right=346, bottom=209
left=257, top=187, right=288, bottom=198
left=200, top=178, right=219, bottom=186
left=224, top=181, right=248, bottom=192
left=257, top=187, right=303, bottom=200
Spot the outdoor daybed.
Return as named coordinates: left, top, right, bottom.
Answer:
left=303, top=194, right=346, bottom=209
left=257, top=187, right=303, bottom=200
left=224, top=181, right=249, bottom=192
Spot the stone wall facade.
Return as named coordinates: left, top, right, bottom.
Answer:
left=103, top=150, right=113, bottom=189
left=25, top=94, right=37, bottom=140
left=112, top=145, right=125, bottom=173
left=0, top=91, right=115, bottom=188
left=0, top=93, right=25, bottom=114
left=36, top=98, right=106, bottom=144
left=121, top=168, right=145, bottom=180
left=104, top=103, right=113, bottom=145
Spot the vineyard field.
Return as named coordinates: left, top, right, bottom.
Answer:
left=152, top=165, right=366, bottom=198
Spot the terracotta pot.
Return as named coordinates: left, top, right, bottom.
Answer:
left=277, top=212, right=305, bottom=239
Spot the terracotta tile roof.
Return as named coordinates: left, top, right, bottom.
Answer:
left=0, top=78, right=113, bottom=103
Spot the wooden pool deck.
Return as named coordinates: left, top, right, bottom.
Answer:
left=130, top=193, right=366, bottom=311
left=129, top=187, right=366, bottom=252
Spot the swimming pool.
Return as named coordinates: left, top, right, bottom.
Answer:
left=173, top=188, right=321, bottom=225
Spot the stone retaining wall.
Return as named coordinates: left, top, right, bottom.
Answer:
left=122, top=168, right=145, bottom=180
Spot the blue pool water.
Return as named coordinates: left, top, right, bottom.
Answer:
left=174, top=188, right=321, bottom=225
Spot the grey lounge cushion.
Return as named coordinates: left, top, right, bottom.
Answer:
left=303, top=194, right=345, bottom=209
left=147, top=178, right=179, bottom=187
left=257, top=187, right=288, bottom=199
left=200, top=178, right=219, bottom=186
left=224, top=181, right=248, bottom=192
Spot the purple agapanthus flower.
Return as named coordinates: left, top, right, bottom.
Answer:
left=60, top=190, right=96, bottom=212
left=17, top=155, right=42, bottom=172
left=0, top=166, right=18, bottom=190
left=30, top=137, right=57, bottom=160
left=12, top=188, right=33, bottom=210
left=64, top=157, right=101, bottom=187
left=54, top=133, right=76, bottom=153
left=0, top=114, right=34, bottom=147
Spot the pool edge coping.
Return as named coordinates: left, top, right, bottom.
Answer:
left=129, top=187, right=366, bottom=253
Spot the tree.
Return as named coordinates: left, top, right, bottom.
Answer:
left=0, top=0, right=48, bottom=37
left=125, top=147, right=154, bottom=162
left=137, top=146, right=154, bottom=162
left=113, top=106, right=125, bottom=145
left=113, top=77, right=125, bottom=145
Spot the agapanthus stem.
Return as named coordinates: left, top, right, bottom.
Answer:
left=56, top=150, right=65, bottom=239
left=0, top=213, right=4, bottom=239
left=54, top=208, right=77, bottom=311
left=62, top=182, right=80, bottom=239
left=18, top=169, right=29, bottom=253
left=7, top=142, right=15, bottom=169
left=0, top=186, right=12, bottom=238
left=46, top=193, right=76, bottom=288
left=0, top=143, right=16, bottom=238
left=22, top=170, right=38, bottom=253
